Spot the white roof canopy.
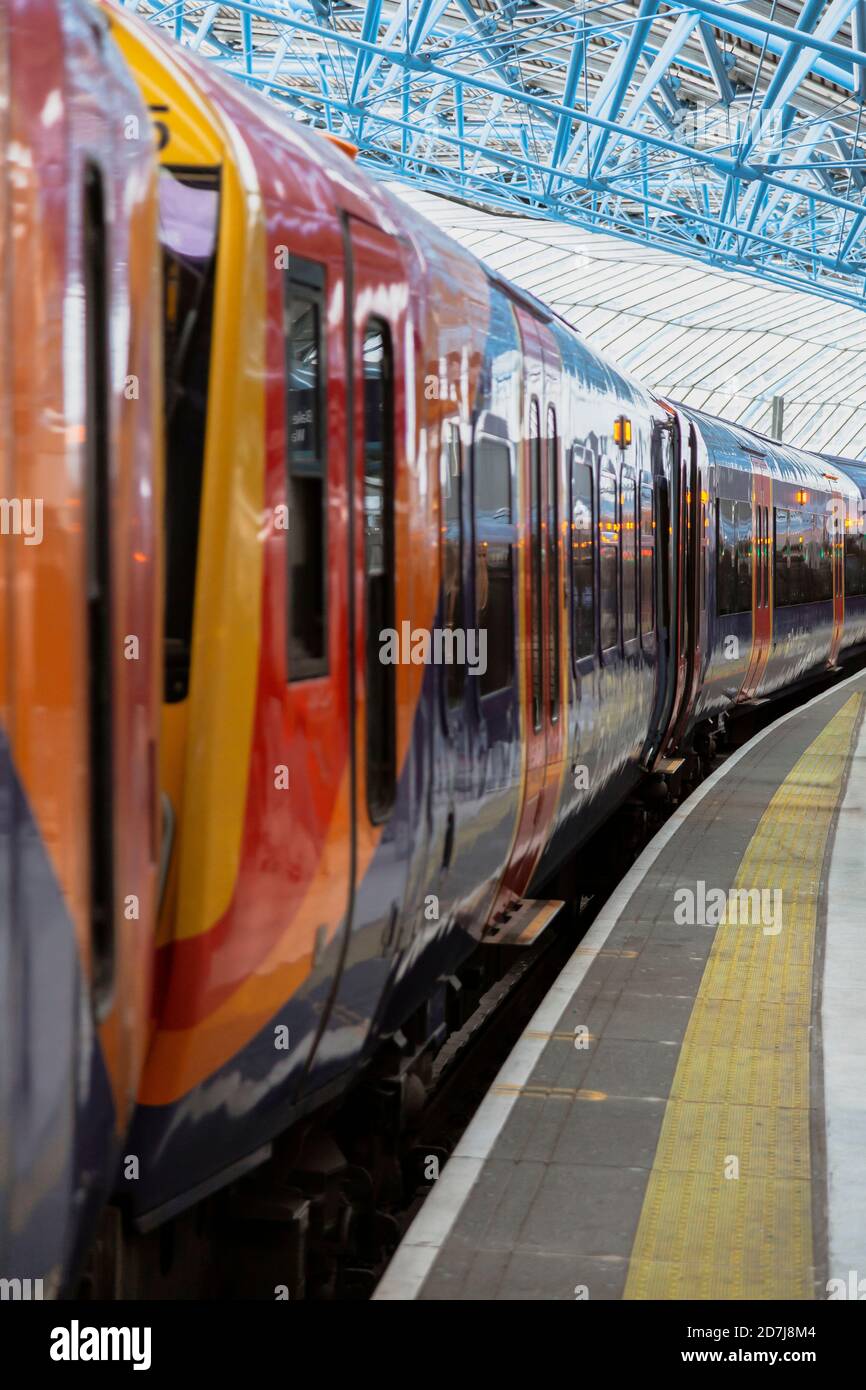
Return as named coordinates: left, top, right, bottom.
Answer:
left=390, top=182, right=866, bottom=461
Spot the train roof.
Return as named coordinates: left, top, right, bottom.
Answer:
left=819, top=453, right=866, bottom=498
left=380, top=186, right=654, bottom=412
left=676, top=404, right=861, bottom=499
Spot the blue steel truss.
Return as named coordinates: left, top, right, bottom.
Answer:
left=124, top=1, right=866, bottom=308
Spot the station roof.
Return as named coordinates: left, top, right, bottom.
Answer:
left=131, top=2, right=866, bottom=308
left=390, top=181, right=866, bottom=457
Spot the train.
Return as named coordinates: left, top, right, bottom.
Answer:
left=2, top=0, right=865, bottom=1299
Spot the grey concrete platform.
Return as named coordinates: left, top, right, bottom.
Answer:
left=374, top=670, right=866, bottom=1301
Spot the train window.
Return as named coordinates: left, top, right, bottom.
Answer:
left=640, top=477, right=654, bottom=636
left=756, top=505, right=766, bottom=609
left=817, top=513, right=833, bottom=601
left=285, top=260, right=327, bottom=680
left=83, top=163, right=114, bottom=1012
left=442, top=423, right=465, bottom=706
left=599, top=469, right=619, bottom=650
left=735, top=501, right=753, bottom=613
left=622, top=474, right=637, bottom=642
left=363, top=321, right=395, bottom=823
left=716, top=499, right=738, bottom=616
left=797, top=513, right=813, bottom=601
left=160, top=166, right=220, bottom=703
left=811, top=511, right=822, bottom=597
left=546, top=407, right=560, bottom=720
left=774, top=508, right=790, bottom=606
left=787, top=508, right=808, bottom=604
left=474, top=430, right=514, bottom=698
left=530, top=400, right=543, bottom=730
left=802, top=514, right=815, bottom=601
left=701, top=488, right=707, bottom=613
left=571, top=456, right=595, bottom=660
left=845, top=521, right=866, bottom=596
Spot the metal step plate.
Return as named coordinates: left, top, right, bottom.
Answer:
left=482, top=898, right=565, bottom=947
left=654, top=755, right=685, bottom=774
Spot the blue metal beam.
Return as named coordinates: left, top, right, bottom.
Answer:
left=545, top=20, right=585, bottom=197
left=587, top=1, right=661, bottom=178
left=697, top=20, right=735, bottom=105
left=129, top=0, right=866, bottom=308
left=854, top=0, right=866, bottom=99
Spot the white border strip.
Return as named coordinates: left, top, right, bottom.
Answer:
left=372, top=670, right=866, bottom=1300
left=823, top=702, right=866, bottom=1290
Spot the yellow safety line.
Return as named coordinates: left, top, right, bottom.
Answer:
left=624, top=693, right=862, bottom=1301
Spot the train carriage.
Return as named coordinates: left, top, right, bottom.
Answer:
left=673, top=408, right=864, bottom=740
left=5, top=0, right=866, bottom=1299
left=0, top=0, right=162, bottom=1292
left=104, top=4, right=677, bottom=1258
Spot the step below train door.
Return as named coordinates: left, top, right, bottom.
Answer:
left=299, top=213, right=411, bottom=1093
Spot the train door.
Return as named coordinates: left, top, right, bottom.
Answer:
left=540, top=328, right=565, bottom=809
left=688, top=425, right=709, bottom=700
left=438, top=411, right=468, bottom=884
left=829, top=486, right=845, bottom=668
left=494, top=306, right=560, bottom=900
left=0, top=6, right=11, bottom=1273
left=740, top=460, right=772, bottom=699
left=664, top=418, right=706, bottom=749
left=489, top=307, right=547, bottom=900
left=668, top=409, right=701, bottom=746
left=642, top=413, right=678, bottom=767
left=299, top=214, right=410, bottom=1089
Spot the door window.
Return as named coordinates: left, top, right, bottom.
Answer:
left=363, top=321, right=395, bottom=822
left=571, top=456, right=595, bottom=660
left=599, top=469, right=619, bottom=650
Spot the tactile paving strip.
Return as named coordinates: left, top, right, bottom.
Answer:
left=624, top=693, right=862, bottom=1300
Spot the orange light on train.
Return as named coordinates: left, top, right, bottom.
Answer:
left=613, top=415, right=632, bottom=448
left=795, top=489, right=809, bottom=504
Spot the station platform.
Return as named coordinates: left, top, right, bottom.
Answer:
left=374, top=672, right=866, bottom=1301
